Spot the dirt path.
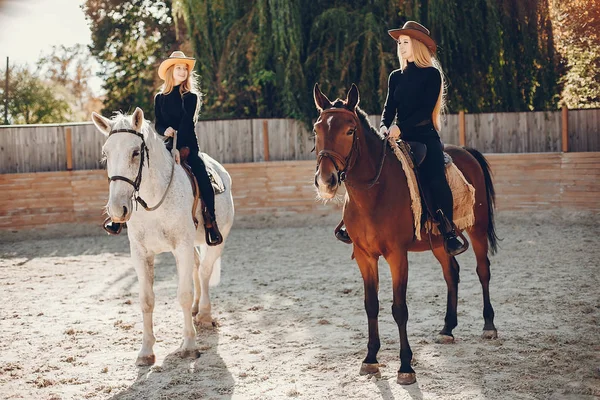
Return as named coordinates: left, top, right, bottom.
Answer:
left=1, top=212, right=599, bottom=399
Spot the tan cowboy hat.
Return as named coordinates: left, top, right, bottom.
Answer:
left=158, top=51, right=196, bottom=80
left=388, top=21, right=437, bottom=53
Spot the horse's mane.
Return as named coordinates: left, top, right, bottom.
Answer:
left=330, top=99, right=385, bottom=141
left=106, top=111, right=174, bottom=174
left=109, top=112, right=168, bottom=152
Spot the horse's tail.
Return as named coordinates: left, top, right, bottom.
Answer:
left=465, top=147, right=499, bottom=255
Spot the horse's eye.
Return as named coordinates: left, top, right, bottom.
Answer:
left=347, top=128, right=356, bottom=136
left=132, top=149, right=140, bottom=158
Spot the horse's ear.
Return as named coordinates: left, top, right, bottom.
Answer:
left=346, top=83, right=360, bottom=110
left=91, top=112, right=112, bottom=136
left=132, top=107, right=144, bottom=132
left=313, top=83, right=332, bottom=112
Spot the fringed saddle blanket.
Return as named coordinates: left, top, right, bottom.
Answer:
left=206, top=165, right=225, bottom=195
left=388, top=138, right=476, bottom=240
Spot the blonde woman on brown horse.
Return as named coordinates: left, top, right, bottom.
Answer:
left=313, top=21, right=499, bottom=386
left=336, top=21, right=466, bottom=256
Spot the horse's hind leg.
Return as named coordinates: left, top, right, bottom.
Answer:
left=131, top=248, right=156, bottom=366
left=353, top=247, right=382, bottom=378
left=469, top=229, right=498, bottom=338
left=194, top=246, right=222, bottom=327
left=431, top=246, right=459, bottom=343
left=192, top=247, right=201, bottom=316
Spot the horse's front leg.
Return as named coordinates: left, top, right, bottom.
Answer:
left=131, top=246, right=156, bottom=366
left=431, top=246, right=459, bottom=343
left=354, top=247, right=381, bottom=378
left=387, top=248, right=416, bottom=385
left=173, top=243, right=199, bottom=358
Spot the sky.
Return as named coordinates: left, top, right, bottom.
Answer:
left=0, top=0, right=102, bottom=94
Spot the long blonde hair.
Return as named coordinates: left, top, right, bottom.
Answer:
left=160, top=64, right=202, bottom=121
left=397, top=37, right=446, bottom=132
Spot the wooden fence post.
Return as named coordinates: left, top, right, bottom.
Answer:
left=65, top=126, right=73, bottom=171
left=262, top=120, right=269, bottom=161
left=458, top=110, right=466, bottom=146
left=561, top=106, right=569, bottom=152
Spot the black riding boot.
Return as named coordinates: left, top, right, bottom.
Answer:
left=103, top=217, right=123, bottom=235
left=202, top=207, right=223, bottom=246
left=435, top=209, right=468, bottom=256
left=334, top=220, right=352, bottom=244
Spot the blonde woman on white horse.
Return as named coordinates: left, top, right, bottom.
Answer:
left=104, top=51, right=223, bottom=246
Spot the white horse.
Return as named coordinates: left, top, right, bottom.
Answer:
left=91, top=108, right=234, bottom=366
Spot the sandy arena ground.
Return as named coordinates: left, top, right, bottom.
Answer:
left=0, top=211, right=599, bottom=400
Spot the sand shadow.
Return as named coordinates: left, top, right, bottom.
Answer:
left=376, top=380, right=424, bottom=400
left=110, top=326, right=234, bottom=400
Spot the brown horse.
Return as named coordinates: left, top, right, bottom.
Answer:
left=313, top=84, right=498, bottom=385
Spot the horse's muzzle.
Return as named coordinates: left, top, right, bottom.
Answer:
left=107, top=202, right=132, bottom=223
left=315, top=167, right=339, bottom=199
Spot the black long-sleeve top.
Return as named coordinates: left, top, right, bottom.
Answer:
left=380, top=62, right=441, bottom=137
left=154, top=85, right=199, bottom=150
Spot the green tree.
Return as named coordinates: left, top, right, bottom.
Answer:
left=400, top=0, right=563, bottom=113
left=551, top=0, right=600, bottom=108
left=173, top=0, right=401, bottom=122
left=37, top=44, right=101, bottom=121
left=83, top=0, right=181, bottom=119
left=0, top=64, right=70, bottom=125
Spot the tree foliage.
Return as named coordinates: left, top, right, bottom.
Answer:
left=83, top=0, right=181, bottom=119
left=551, top=0, right=600, bottom=108
left=0, top=64, right=71, bottom=125
left=37, top=44, right=102, bottom=121
left=92, top=1, right=565, bottom=123
left=173, top=0, right=563, bottom=122
left=400, top=0, right=564, bottom=112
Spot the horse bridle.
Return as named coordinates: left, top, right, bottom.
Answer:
left=316, top=108, right=387, bottom=189
left=107, top=128, right=174, bottom=211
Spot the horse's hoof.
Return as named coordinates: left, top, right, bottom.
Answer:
left=482, top=329, right=498, bottom=339
left=195, top=314, right=216, bottom=328
left=397, top=372, right=416, bottom=385
left=436, top=334, right=455, bottom=344
left=136, top=354, right=156, bottom=366
left=179, top=348, right=201, bottom=359
left=359, top=363, right=381, bottom=378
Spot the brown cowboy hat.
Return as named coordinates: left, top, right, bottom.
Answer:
left=158, top=51, right=196, bottom=80
left=388, top=21, right=437, bottom=53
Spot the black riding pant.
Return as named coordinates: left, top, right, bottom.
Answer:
left=186, top=150, right=216, bottom=217
left=402, top=124, right=453, bottom=221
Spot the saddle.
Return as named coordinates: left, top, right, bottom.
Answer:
left=397, top=140, right=452, bottom=169
left=179, top=147, right=226, bottom=230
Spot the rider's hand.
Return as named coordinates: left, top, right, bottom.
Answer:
left=172, top=149, right=180, bottom=164
left=164, top=127, right=176, bottom=137
left=388, top=125, right=401, bottom=140
left=379, top=126, right=388, bottom=137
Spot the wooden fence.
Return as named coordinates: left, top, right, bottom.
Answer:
left=0, top=108, right=598, bottom=174
left=1, top=152, right=598, bottom=231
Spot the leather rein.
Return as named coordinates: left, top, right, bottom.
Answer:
left=107, top=128, right=175, bottom=212
left=316, top=108, right=387, bottom=190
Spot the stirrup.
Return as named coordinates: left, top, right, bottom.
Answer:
left=435, top=209, right=469, bottom=256
left=334, top=220, right=352, bottom=244
left=202, top=210, right=223, bottom=246
left=335, top=228, right=352, bottom=244
left=443, top=230, right=469, bottom=256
